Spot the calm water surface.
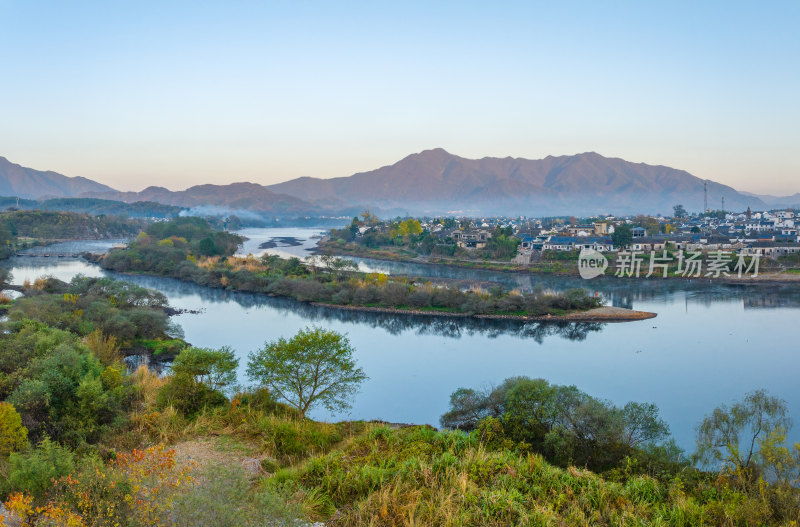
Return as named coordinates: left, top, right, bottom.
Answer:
left=4, top=230, right=800, bottom=452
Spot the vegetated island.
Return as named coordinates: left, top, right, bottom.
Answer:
left=93, top=217, right=655, bottom=322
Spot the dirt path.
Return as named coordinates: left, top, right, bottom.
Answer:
left=171, top=437, right=266, bottom=477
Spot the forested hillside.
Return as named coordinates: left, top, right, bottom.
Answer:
left=0, top=210, right=142, bottom=245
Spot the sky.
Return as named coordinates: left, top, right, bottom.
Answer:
left=0, top=1, right=798, bottom=195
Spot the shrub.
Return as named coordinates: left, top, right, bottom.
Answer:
left=157, top=374, right=227, bottom=417
left=7, top=438, right=75, bottom=499
left=0, top=402, right=28, bottom=457
left=172, top=346, right=239, bottom=393
left=83, top=329, right=122, bottom=366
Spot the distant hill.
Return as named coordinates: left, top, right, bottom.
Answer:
left=269, top=149, right=769, bottom=216
left=0, top=156, right=114, bottom=199
left=740, top=191, right=800, bottom=210
left=2, top=152, right=793, bottom=217
left=86, top=182, right=320, bottom=216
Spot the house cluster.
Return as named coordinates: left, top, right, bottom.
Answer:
left=450, top=229, right=492, bottom=249
left=423, top=217, right=543, bottom=249
left=517, top=221, right=616, bottom=257
left=355, top=210, right=799, bottom=261
left=514, top=209, right=800, bottom=261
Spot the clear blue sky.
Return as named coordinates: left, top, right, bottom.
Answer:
left=1, top=1, right=798, bottom=194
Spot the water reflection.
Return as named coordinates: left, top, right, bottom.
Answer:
left=351, top=256, right=800, bottom=310
left=120, top=271, right=603, bottom=341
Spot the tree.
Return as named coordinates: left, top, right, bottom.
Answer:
left=695, top=389, right=791, bottom=480
left=440, top=387, right=504, bottom=431
left=611, top=224, right=633, bottom=249
left=673, top=204, right=687, bottom=218
left=359, top=210, right=379, bottom=226
left=83, top=330, right=122, bottom=366
left=0, top=402, right=28, bottom=457
left=620, top=401, right=670, bottom=448
left=196, top=237, right=217, bottom=256
left=0, top=268, right=11, bottom=288
left=247, top=327, right=367, bottom=417
left=171, top=346, right=239, bottom=393
left=440, top=376, right=674, bottom=472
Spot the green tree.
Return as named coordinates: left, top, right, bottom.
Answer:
left=621, top=401, right=670, bottom=448
left=673, top=204, right=687, bottom=218
left=0, top=402, right=28, bottom=457
left=196, top=237, right=217, bottom=256
left=247, top=327, right=367, bottom=417
left=611, top=224, right=633, bottom=249
left=172, top=346, right=239, bottom=393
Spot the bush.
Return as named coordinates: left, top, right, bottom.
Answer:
left=172, top=346, right=239, bottom=393
left=0, top=402, right=28, bottom=457
left=157, top=374, right=227, bottom=417
left=7, top=438, right=75, bottom=499
left=442, top=376, right=673, bottom=474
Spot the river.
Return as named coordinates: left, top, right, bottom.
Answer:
left=4, top=227, right=800, bottom=453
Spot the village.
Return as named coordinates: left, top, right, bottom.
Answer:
left=344, top=206, right=800, bottom=267
left=507, top=207, right=800, bottom=264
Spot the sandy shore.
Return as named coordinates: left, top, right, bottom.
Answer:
left=311, top=302, right=657, bottom=323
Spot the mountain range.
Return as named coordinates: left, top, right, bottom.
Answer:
left=3, top=150, right=795, bottom=217
left=741, top=191, right=800, bottom=209
left=268, top=149, right=768, bottom=215
left=82, top=182, right=322, bottom=217
left=0, top=156, right=113, bottom=199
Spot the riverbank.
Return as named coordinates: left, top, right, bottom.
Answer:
left=95, top=261, right=653, bottom=324
left=312, top=302, right=656, bottom=322
left=317, top=238, right=800, bottom=285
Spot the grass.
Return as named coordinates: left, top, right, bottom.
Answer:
left=214, top=435, right=254, bottom=455
left=257, top=424, right=775, bottom=526
left=136, top=338, right=188, bottom=356
left=26, top=366, right=796, bottom=527
left=120, top=384, right=788, bottom=527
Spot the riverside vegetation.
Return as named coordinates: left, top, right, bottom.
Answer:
left=98, top=217, right=603, bottom=318
left=0, top=210, right=143, bottom=259
left=1, top=270, right=800, bottom=525
left=321, top=215, right=523, bottom=266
